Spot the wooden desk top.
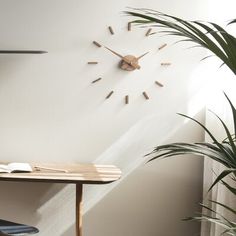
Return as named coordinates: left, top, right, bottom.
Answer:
left=0, top=163, right=121, bottom=184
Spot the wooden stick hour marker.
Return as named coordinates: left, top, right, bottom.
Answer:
left=125, top=95, right=129, bottom=104
left=161, top=62, right=171, bottom=66
left=108, top=26, right=114, bottom=35
left=128, top=22, right=132, bottom=31
left=92, top=77, right=102, bottom=83
left=93, top=41, right=102, bottom=47
left=88, top=61, right=98, bottom=64
left=158, top=43, right=167, bottom=50
left=143, top=91, right=149, bottom=100
left=155, top=81, right=164, bottom=87
left=146, top=28, right=152, bottom=36
left=106, top=91, right=114, bottom=99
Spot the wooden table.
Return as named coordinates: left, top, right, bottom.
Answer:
left=0, top=163, right=122, bottom=236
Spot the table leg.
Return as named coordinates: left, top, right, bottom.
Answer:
left=76, top=184, right=83, bottom=236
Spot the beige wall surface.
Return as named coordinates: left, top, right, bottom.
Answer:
left=0, top=0, right=212, bottom=235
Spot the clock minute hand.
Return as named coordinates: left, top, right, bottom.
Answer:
left=128, top=52, right=149, bottom=70
left=104, top=46, right=140, bottom=70
left=137, top=51, right=149, bottom=60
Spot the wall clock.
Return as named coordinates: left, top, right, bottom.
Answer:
left=87, top=23, right=171, bottom=105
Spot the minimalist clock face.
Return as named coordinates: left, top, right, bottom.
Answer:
left=87, top=22, right=171, bottom=105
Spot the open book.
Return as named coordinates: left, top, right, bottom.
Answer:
left=0, top=163, right=32, bottom=173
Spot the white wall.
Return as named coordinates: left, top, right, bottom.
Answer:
left=84, top=115, right=205, bottom=236
left=0, top=0, right=207, bottom=162
left=0, top=0, right=209, bottom=235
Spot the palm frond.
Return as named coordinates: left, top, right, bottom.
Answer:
left=126, top=9, right=236, bottom=75
left=228, top=19, right=236, bottom=25
left=209, top=169, right=236, bottom=191
left=127, top=8, right=236, bottom=235
left=188, top=201, right=236, bottom=235
left=221, top=180, right=236, bottom=195
left=210, top=200, right=236, bottom=215
left=224, top=93, right=236, bottom=136
left=146, top=94, right=236, bottom=192
left=209, top=109, right=236, bottom=157
left=186, top=215, right=235, bottom=231
left=148, top=142, right=236, bottom=168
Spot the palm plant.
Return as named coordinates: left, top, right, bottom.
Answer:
left=126, top=8, right=236, bottom=235
left=126, top=9, right=236, bottom=75
left=147, top=94, right=236, bottom=235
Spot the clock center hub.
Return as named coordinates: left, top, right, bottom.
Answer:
left=120, top=55, right=140, bottom=71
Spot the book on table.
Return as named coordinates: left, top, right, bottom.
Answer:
left=0, top=163, right=32, bottom=173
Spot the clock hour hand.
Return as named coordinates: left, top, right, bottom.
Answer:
left=137, top=51, right=149, bottom=60
left=104, top=46, right=124, bottom=59
left=104, top=46, right=140, bottom=70
left=124, top=52, right=149, bottom=69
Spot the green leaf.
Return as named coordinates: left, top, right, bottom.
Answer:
left=177, top=113, right=233, bottom=162
left=228, top=19, right=236, bottom=25
left=210, top=200, right=236, bottom=215
left=221, top=180, right=236, bottom=195
left=209, top=109, right=236, bottom=161
left=186, top=216, right=233, bottom=230
left=126, top=9, right=236, bottom=75
left=224, top=93, right=236, bottom=137
left=209, top=169, right=236, bottom=191
left=147, top=142, right=234, bottom=168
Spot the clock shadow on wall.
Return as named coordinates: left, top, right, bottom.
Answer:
left=85, top=21, right=172, bottom=106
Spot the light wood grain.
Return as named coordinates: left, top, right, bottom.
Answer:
left=76, top=184, right=83, bottom=236
left=105, top=91, right=114, bottom=99
left=158, top=43, right=167, bottom=50
left=108, top=26, right=114, bottom=35
left=146, top=28, right=152, bottom=36
left=87, top=62, right=98, bottom=64
left=155, top=81, right=164, bottom=87
left=143, top=91, right=149, bottom=100
left=0, top=163, right=121, bottom=236
left=93, top=41, right=102, bottom=47
left=125, top=95, right=129, bottom=104
left=0, top=163, right=121, bottom=184
left=92, top=78, right=102, bottom=84
left=128, top=22, right=132, bottom=31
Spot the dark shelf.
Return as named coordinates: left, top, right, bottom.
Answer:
left=0, top=219, right=39, bottom=234
left=0, top=50, right=47, bottom=54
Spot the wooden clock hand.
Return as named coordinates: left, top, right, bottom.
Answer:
left=137, top=51, right=149, bottom=60
left=126, top=52, right=149, bottom=70
left=104, top=46, right=140, bottom=70
left=129, top=57, right=141, bottom=69
left=104, top=46, right=124, bottom=59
